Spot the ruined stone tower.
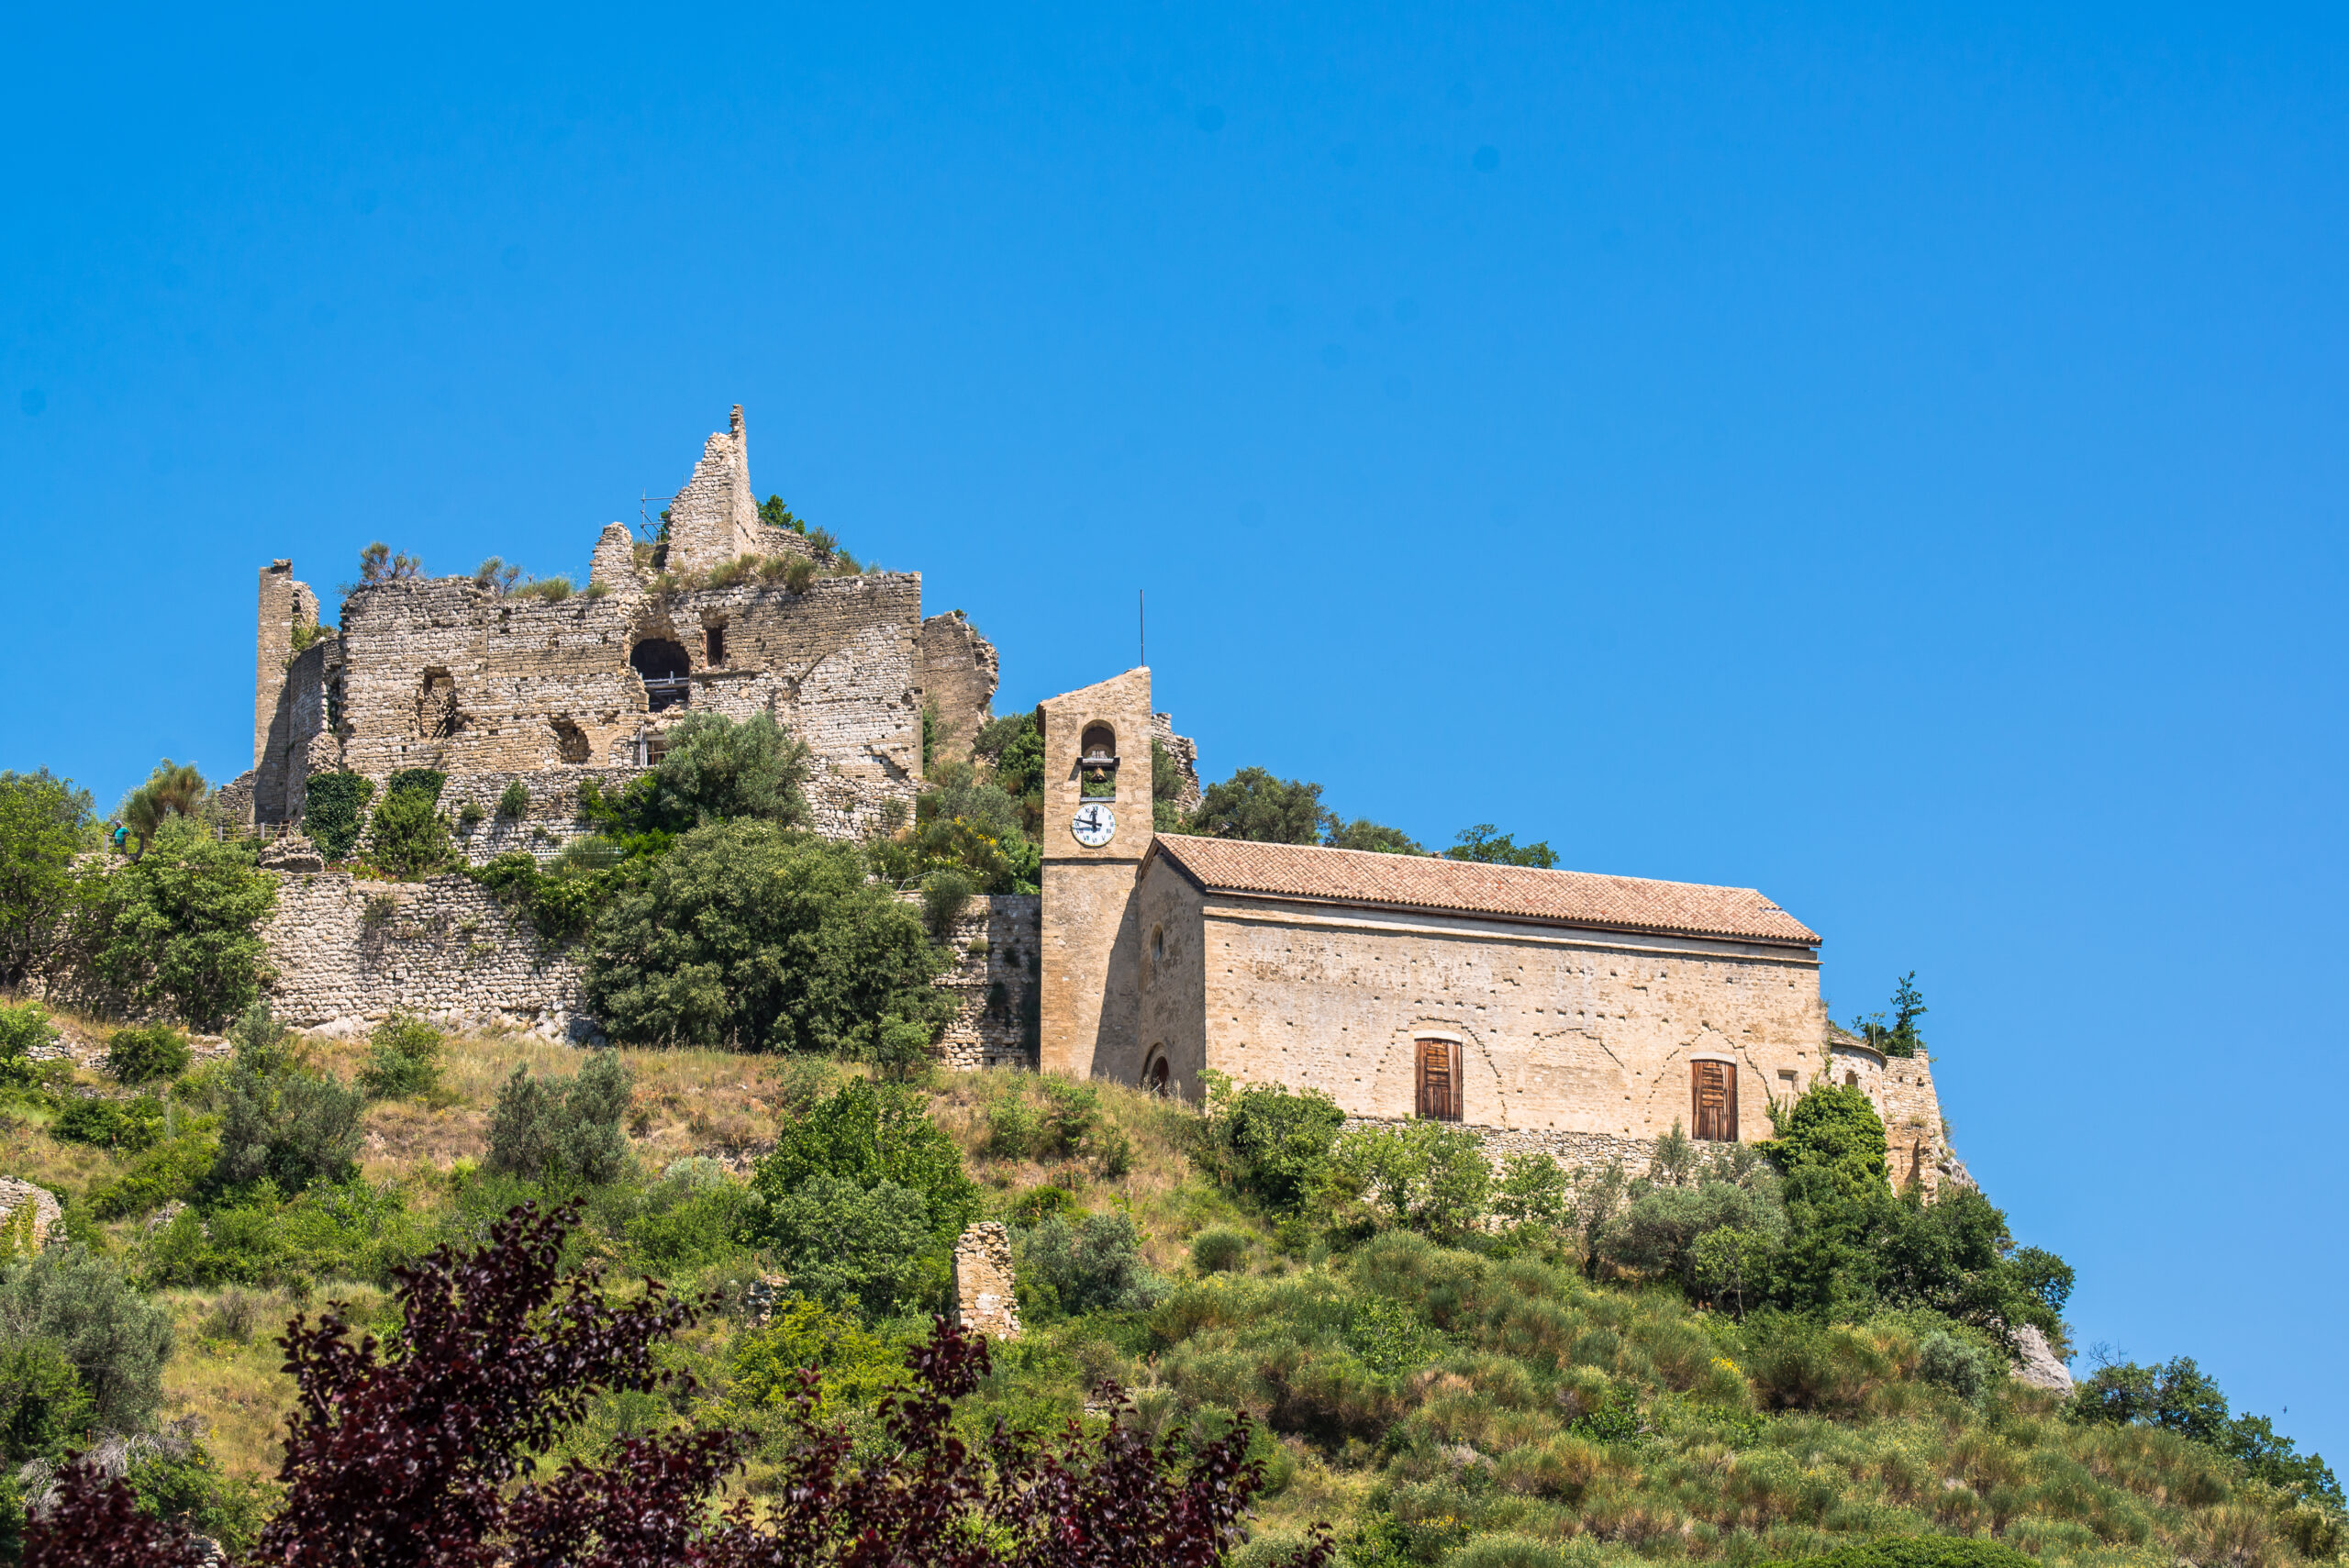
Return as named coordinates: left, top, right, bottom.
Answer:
left=1037, top=667, right=1155, bottom=1081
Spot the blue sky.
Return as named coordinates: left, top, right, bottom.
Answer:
left=5, top=2, right=2345, bottom=1459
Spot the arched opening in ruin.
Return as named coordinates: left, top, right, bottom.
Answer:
left=630, top=638, right=692, bottom=711
left=552, top=717, right=591, bottom=764
left=1142, top=1050, right=1171, bottom=1096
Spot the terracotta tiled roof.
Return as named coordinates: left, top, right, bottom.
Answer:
left=1146, top=835, right=1820, bottom=946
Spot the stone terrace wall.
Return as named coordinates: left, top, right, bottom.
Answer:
left=263, top=871, right=590, bottom=1039
left=930, top=895, right=1041, bottom=1072
left=1342, top=1116, right=1658, bottom=1176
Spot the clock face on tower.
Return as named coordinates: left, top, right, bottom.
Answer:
left=1070, top=803, right=1116, bottom=848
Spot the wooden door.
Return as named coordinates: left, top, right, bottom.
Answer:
left=1416, top=1038, right=1463, bottom=1122
left=1691, top=1060, right=1738, bottom=1142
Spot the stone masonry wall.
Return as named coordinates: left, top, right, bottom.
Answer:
left=930, top=895, right=1042, bottom=1071
left=330, top=569, right=924, bottom=796
left=1342, top=1116, right=1658, bottom=1176
left=918, top=611, right=999, bottom=766
left=262, top=871, right=591, bottom=1039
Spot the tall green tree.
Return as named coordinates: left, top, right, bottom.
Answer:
left=0, top=769, right=97, bottom=986
left=1445, top=823, right=1558, bottom=867
left=1190, top=767, right=1329, bottom=844
left=75, top=822, right=277, bottom=1029
left=586, top=820, right=952, bottom=1053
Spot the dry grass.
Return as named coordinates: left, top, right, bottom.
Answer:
left=927, top=1069, right=1247, bottom=1273
left=340, top=1029, right=810, bottom=1177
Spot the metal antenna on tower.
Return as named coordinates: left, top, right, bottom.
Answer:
left=1140, top=589, right=1146, bottom=668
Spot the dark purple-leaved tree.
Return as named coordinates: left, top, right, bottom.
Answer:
left=29, top=1203, right=1325, bottom=1568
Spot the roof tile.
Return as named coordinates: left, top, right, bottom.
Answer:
left=1148, top=835, right=1819, bottom=946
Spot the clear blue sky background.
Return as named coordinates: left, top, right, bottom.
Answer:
left=5, top=2, right=2344, bottom=1460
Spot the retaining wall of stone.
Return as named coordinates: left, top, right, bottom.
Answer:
left=262, top=871, right=591, bottom=1039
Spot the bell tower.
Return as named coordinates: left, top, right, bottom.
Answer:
left=1037, top=667, right=1155, bottom=1081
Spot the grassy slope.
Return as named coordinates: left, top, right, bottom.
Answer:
left=14, top=1021, right=2337, bottom=1568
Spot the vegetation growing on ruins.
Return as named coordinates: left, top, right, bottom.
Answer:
left=0, top=1016, right=2336, bottom=1568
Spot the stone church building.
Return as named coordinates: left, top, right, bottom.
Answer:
left=1033, top=667, right=1955, bottom=1182
left=221, top=406, right=1954, bottom=1184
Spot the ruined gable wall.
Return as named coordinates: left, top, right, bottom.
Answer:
left=918, top=612, right=998, bottom=766
left=1195, top=896, right=1825, bottom=1147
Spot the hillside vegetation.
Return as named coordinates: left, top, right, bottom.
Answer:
left=0, top=994, right=2332, bottom=1568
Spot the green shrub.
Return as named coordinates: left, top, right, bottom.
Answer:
left=1016, top=1212, right=1165, bottom=1319
left=365, top=783, right=451, bottom=877
left=1325, top=1120, right=1492, bottom=1240
left=1191, top=1226, right=1252, bottom=1274
left=74, top=823, right=277, bottom=1029
left=0, top=1004, right=50, bottom=1094
left=756, top=1174, right=939, bottom=1319
left=0, top=768, right=98, bottom=989
left=0, top=1245, right=172, bottom=1432
left=748, top=1077, right=982, bottom=1246
left=1916, top=1330, right=1992, bottom=1399
left=484, top=1051, right=632, bottom=1188
left=127, top=1438, right=273, bottom=1551
left=357, top=1012, right=443, bottom=1100
left=86, top=1128, right=218, bottom=1218
left=213, top=1004, right=364, bottom=1195
left=1200, top=1074, right=1345, bottom=1214
left=106, top=1023, right=190, bottom=1084
left=624, top=1166, right=751, bottom=1273
left=0, top=1338, right=91, bottom=1462
left=497, top=780, right=529, bottom=818
left=588, top=821, right=952, bottom=1053
left=300, top=772, right=375, bottom=862
left=384, top=769, right=446, bottom=804
left=50, top=1094, right=166, bottom=1152
left=725, top=1294, right=905, bottom=1414
left=1761, top=1540, right=2041, bottom=1568
left=469, top=851, right=608, bottom=944
left=920, top=868, right=975, bottom=940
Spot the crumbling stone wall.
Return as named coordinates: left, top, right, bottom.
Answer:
left=918, top=611, right=998, bottom=766
left=930, top=895, right=1042, bottom=1071
left=949, top=1221, right=1021, bottom=1340
left=661, top=406, right=806, bottom=574
left=262, top=871, right=591, bottom=1038
left=327, top=570, right=925, bottom=809
left=1150, top=712, right=1202, bottom=814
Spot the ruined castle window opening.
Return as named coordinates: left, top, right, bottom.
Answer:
left=705, top=622, right=727, bottom=667
left=1079, top=722, right=1119, bottom=798
left=629, top=637, right=692, bottom=711
left=1415, top=1037, right=1463, bottom=1122
left=417, top=668, right=462, bottom=740
left=1845, top=1070, right=1859, bottom=1087
left=1692, top=1060, right=1738, bottom=1142
left=552, top=718, right=592, bottom=765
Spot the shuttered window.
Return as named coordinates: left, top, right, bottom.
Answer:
left=1416, top=1038, right=1463, bottom=1122
left=1691, top=1060, right=1738, bottom=1142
